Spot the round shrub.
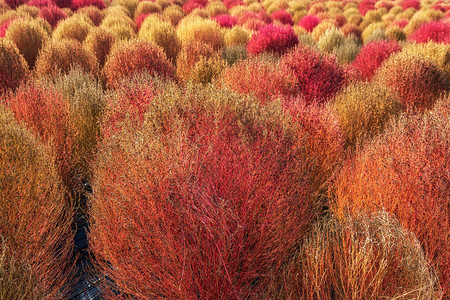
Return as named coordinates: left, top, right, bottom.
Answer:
left=352, top=40, right=401, bottom=80
left=3, top=82, right=76, bottom=191
left=311, top=21, right=336, bottom=41
left=83, top=27, right=115, bottom=67
left=182, top=0, right=207, bottom=14
left=176, top=41, right=215, bottom=82
left=0, top=39, right=29, bottom=92
left=103, top=40, right=175, bottom=88
left=247, top=24, right=298, bottom=55
left=281, top=45, right=346, bottom=104
left=0, top=104, right=74, bottom=299
left=224, top=25, right=250, bottom=46
left=34, top=39, right=99, bottom=78
left=77, top=5, right=104, bottom=25
left=205, top=1, right=227, bottom=17
left=5, top=18, right=49, bottom=69
left=39, top=5, right=67, bottom=27
left=218, top=56, right=298, bottom=105
left=134, top=0, right=161, bottom=20
left=110, top=0, right=139, bottom=17
left=188, top=55, right=227, bottom=84
left=402, top=0, right=420, bottom=10
left=271, top=9, right=293, bottom=25
left=52, top=14, right=93, bottom=42
left=279, top=212, right=441, bottom=299
left=334, top=100, right=450, bottom=297
left=90, top=83, right=321, bottom=299
left=332, top=81, right=404, bottom=148
left=385, top=25, right=406, bottom=41
left=332, top=34, right=361, bottom=64
left=177, top=17, right=225, bottom=50
left=409, top=21, right=450, bottom=44
left=374, top=52, right=448, bottom=111
left=214, top=14, right=237, bottom=28
left=317, top=27, right=345, bottom=53
left=162, top=5, right=184, bottom=26
left=404, top=9, right=444, bottom=36
left=138, top=15, right=181, bottom=63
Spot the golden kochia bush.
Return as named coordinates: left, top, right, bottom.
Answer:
left=90, top=83, right=322, bottom=299
left=373, top=52, right=448, bottom=112
left=177, top=17, right=224, bottom=50
left=34, top=39, right=99, bottom=78
left=4, top=18, right=49, bottom=69
left=83, top=26, right=115, bottom=67
left=334, top=99, right=450, bottom=297
left=138, top=15, right=181, bottom=63
left=0, top=104, right=74, bottom=299
left=332, top=82, right=404, bottom=149
left=103, top=39, right=175, bottom=88
left=0, top=39, right=29, bottom=92
left=176, top=41, right=215, bottom=82
left=52, top=14, right=94, bottom=43
left=278, top=212, right=442, bottom=299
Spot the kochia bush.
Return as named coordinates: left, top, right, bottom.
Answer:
left=334, top=99, right=450, bottom=297
left=247, top=24, right=298, bottom=55
left=0, top=104, right=74, bottom=299
left=103, top=40, right=175, bottom=88
left=0, top=39, right=29, bottom=92
left=408, top=21, right=450, bottom=44
left=281, top=45, right=346, bottom=105
left=90, top=83, right=321, bottom=299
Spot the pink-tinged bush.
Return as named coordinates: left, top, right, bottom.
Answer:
left=358, top=0, right=376, bottom=15
left=374, top=52, right=448, bottom=111
left=0, top=104, right=75, bottom=299
left=392, top=18, right=409, bottom=28
left=90, top=83, right=320, bottom=299
left=409, top=21, right=450, bottom=44
left=214, top=14, right=237, bottom=28
left=0, top=39, right=29, bottom=92
left=134, top=12, right=149, bottom=29
left=281, top=45, right=346, bottom=104
left=27, top=0, right=54, bottom=7
left=39, top=5, right=67, bottom=27
left=223, top=0, right=244, bottom=9
left=352, top=40, right=401, bottom=81
left=402, top=0, right=420, bottom=10
left=71, top=0, right=105, bottom=10
left=3, top=83, right=76, bottom=192
left=279, top=212, right=442, bottom=299
left=247, top=24, right=298, bottom=55
left=103, top=40, right=175, bottom=88
left=3, top=0, right=25, bottom=8
left=271, top=10, right=294, bottom=25
left=218, top=57, right=298, bottom=105
left=298, top=14, right=320, bottom=32
left=334, top=99, right=450, bottom=297
left=0, top=19, right=12, bottom=37
left=182, top=0, right=207, bottom=14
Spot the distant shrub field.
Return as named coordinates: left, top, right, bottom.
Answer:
left=0, top=0, right=448, bottom=298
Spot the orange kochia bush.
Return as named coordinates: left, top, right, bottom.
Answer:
left=0, top=104, right=74, bottom=299
left=90, top=83, right=322, bottom=299
left=334, top=99, right=450, bottom=297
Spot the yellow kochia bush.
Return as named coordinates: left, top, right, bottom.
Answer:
left=177, top=17, right=224, bottom=50
left=139, top=15, right=181, bottom=63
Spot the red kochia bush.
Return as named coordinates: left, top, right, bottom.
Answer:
left=3, top=0, right=25, bottom=8
left=3, top=83, right=75, bottom=192
left=247, top=24, right=298, bottom=55
left=298, top=15, right=320, bottom=32
left=71, top=0, right=105, bottom=10
left=214, top=14, right=237, bottom=28
left=334, top=99, right=450, bottom=297
left=90, top=83, right=320, bottom=299
left=39, top=5, right=67, bottom=27
left=281, top=45, right=346, bottom=104
left=352, top=40, right=401, bottom=81
left=358, top=0, right=376, bottom=16
left=223, top=0, right=244, bottom=9
left=271, top=10, right=294, bottom=25
left=182, top=0, right=207, bottom=14
left=27, top=0, right=54, bottom=7
left=409, top=21, right=450, bottom=44
left=0, top=20, right=12, bottom=37
left=218, top=57, right=298, bottom=105
left=103, top=40, right=175, bottom=89
left=402, top=0, right=420, bottom=10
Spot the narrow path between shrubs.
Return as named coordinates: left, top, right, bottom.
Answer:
left=69, top=184, right=103, bottom=300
